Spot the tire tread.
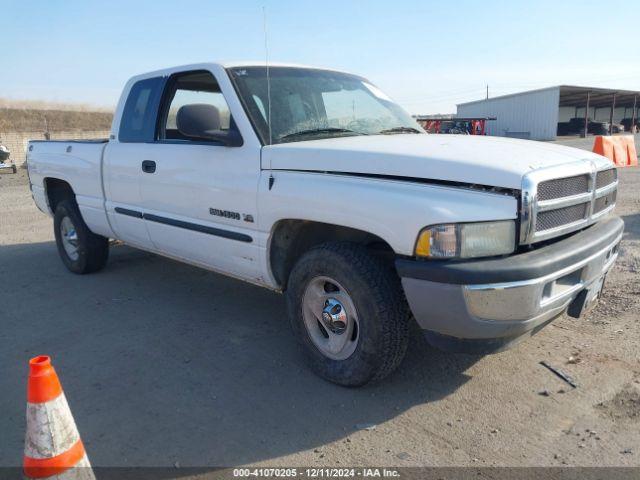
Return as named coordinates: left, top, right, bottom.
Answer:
left=54, top=199, right=109, bottom=274
left=286, top=242, right=410, bottom=386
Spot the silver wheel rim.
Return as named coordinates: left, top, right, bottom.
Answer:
left=60, top=216, right=79, bottom=261
left=302, top=276, right=360, bottom=361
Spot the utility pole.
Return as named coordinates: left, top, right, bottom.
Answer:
left=486, top=85, right=489, bottom=100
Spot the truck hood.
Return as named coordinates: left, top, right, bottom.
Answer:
left=262, top=134, right=603, bottom=190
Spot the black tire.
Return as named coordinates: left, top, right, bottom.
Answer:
left=286, top=242, right=410, bottom=387
left=53, top=199, right=109, bottom=274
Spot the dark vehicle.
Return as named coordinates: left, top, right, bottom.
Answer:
left=611, top=123, right=625, bottom=134
left=560, top=117, right=594, bottom=135
left=557, top=118, right=591, bottom=136
left=621, top=118, right=639, bottom=132
left=588, top=121, right=610, bottom=135
left=557, top=122, right=572, bottom=135
left=568, top=117, right=586, bottom=133
left=558, top=118, right=618, bottom=136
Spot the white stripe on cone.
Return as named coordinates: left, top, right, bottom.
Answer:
left=25, top=393, right=81, bottom=459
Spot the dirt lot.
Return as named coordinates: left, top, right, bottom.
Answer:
left=0, top=166, right=639, bottom=469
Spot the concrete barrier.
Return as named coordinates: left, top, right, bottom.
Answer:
left=593, top=135, right=638, bottom=167
left=0, top=130, right=110, bottom=166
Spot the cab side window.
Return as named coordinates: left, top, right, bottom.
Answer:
left=159, top=70, right=234, bottom=142
left=119, top=76, right=164, bottom=143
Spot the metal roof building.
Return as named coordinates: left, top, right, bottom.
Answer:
left=456, top=86, right=639, bottom=141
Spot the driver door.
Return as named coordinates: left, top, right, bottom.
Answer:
left=138, top=69, right=262, bottom=281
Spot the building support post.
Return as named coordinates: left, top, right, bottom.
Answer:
left=632, top=95, right=638, bottom=134
left=609, top=93, right=617, bottom=135
left=583, top=92, right=590, bottom=137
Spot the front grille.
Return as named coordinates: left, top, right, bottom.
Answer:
left=594, top=189, right=617, bottom=214
left=537, top=174, right=589, bottom=201
left=596, top=168, right=617, bottom=189
left=536, top=203, right=589, bottom=232
left=522, top=164, right=618, bottom=243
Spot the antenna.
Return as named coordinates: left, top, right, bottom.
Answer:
left=263, top=6, right=273, bottom=146
left=263, top=6, right=275, bottom=190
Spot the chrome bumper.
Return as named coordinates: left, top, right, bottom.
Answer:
left=396, top=216, right=624, bottom=348
left=462, top=233, right=620, bottom=323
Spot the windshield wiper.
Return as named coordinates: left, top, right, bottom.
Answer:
left=279, top=127, right=366, bottom=140
left=378, top=126, right=422, bottom=135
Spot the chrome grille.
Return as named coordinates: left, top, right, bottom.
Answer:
left=520, top=161, right=618, bottom=244
left=536, top=203, right=588, bottom=232
left=594, top=189, right=617, bottom=214
left=596, top=168, right=617, bottom=189
left=538, top=175, right=589, bottom=201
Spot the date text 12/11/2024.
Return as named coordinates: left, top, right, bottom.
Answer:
left=232, top=468, right=401, bottom=478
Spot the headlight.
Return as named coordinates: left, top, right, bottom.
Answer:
left=415, top=221, right=516, bottom=259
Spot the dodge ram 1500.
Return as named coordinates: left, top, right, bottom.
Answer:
left=27, top=62, right=623, bottom=386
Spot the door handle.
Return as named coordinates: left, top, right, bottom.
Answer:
left=141, top=160, right=156, bottom=173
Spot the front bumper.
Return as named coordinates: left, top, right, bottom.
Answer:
left=396, top=216, right=624, bottom=353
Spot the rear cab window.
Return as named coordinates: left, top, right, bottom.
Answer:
left=119, top=77, right=165, bottom=143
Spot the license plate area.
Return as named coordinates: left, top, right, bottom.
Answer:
left=567, top=274, right=606, bottom=318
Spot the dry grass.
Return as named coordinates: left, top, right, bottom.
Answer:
left=0, top=107, right=113, bottom=132
left=0, top=97, right=112, bottom=112
left=0, top=97, right=113, bottom=132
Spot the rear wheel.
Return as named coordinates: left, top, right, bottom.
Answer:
left=53, top=200, right=109, bottom=274
left=286, top=242, right=410, bottom=386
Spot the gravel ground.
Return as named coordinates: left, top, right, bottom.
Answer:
left=0, top=164, right=638, bottom=470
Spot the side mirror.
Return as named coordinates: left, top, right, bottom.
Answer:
left=194, top=128, right=243, bottom=147
left=176, top=104, right=243, bottom=147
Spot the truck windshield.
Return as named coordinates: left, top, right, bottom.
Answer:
left=228, top=66, right=422, bottom=145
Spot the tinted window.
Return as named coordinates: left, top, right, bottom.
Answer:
left=119, top=77, right=164, bottom=143
left=158, top=70, right=234, bottom=142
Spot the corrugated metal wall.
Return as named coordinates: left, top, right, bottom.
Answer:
left=457, top=87, right=560, bottom=141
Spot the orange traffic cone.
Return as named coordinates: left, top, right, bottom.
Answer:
left=23, top=356, right=95, bottom=479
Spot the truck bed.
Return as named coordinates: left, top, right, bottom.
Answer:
left=27, top=138, right=114, bottom=239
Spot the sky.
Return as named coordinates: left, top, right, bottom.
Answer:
left=3, top=0, right=640, bottom=114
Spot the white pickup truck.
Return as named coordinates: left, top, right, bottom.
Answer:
left=27, top=62, right=623, bottom=386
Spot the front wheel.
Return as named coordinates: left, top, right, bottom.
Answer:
left=53, top=200, right=109, bottom=274
left=286, top=242, right=410, bottom=386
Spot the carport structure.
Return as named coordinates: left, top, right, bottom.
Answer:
left=457, top=85, right=640, bottom=140
left=559, top=85, right=639, bottom=136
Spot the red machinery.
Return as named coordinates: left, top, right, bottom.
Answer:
left=415, top=117, right=496, bottom=135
